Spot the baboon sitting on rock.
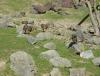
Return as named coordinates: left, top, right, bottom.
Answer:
left=22, top=21, right=33, bottom=34
left=68, top=34, right=82, bottom=55
left=68, top=34, right=77, bottom=48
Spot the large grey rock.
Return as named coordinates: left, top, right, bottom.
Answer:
left=10, top=51, right=37, bottom=76
left=36, top=32, right=53, bottom=41
left=50, top=68, right=62, bottom=76
left=0, top=15, right=12, bottom=28
left=70, top=68, right=86, bottom=76
left=76, top=28, right=84, bottom=42
left=49, top=57, right=72, bottom=68
left=92, top=57, right=100, bottom=66
left=72, top=44, right=82, bottom=53
left=80, top=50, right=94, bottom=59
left=84, top=33, right=93, bottom=44
left=43, top=42, right=56, bottom=50
left=0, top=61, right=6, bottom=71
left=84, top=33, right=100, bottom=45
left=40, top=50, right=60, bottom=60
left=32, top=4, right=46, bottom=14
left=92, top=37, right=100, bottom=45
left=26, top=35, right=37, bottom=45
left=7, top=22, right=16, bottom=28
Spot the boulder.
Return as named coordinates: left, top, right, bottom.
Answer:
left=43, top=42, right=56, bottom=50
left=92, top=37, right=100, bottom=45
left=0, top=15, right=12, bottom=28
left=75, top=28, right=84, bottom=42
left=16, top=25, right=24, bottom=35
left=70, top=68, right=86, bottom=76
left=50, top=68, right=62, bottom=76
left=32, top=5, right=46, bottom=14
left=7, top=22, right=16, bottom=28
left=0, top=61, right=6, bottom=71
left=10, top=51, right=37, bottom=76
left=83, top=33, right=93, bottom=44
left=42, top=73, right=50, bottom=76
left=80, top=50, right=94, bottom=59
left=40, top=50, right=60, bottom=60
left=26, top=35, right=37, bottom=45
left=72, top=44, right=82, bottom=54
left=92, top=57, right=100, bottom=66
left=36, top=32, right=53, bottom=41
left=49, top=57, right=71, bottom=68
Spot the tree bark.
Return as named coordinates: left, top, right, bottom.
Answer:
left=93, top=0, right=100, bottom=28
left=86, top=0, right=100, bottom=36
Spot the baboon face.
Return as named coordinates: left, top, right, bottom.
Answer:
left=40, top=24, right=49, bottom=32
left=71, top=34, right=77, bottom=42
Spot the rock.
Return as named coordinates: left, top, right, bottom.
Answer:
left=7, top=22, right=16, bottom=28
left=42, top=73, right=50, bottom=76
left=14, top=12, right=26, bottom=18
left=0, top=61, right=6, bottom=71
left=50, top=68, right=62, bottom=76
left=40, top=50, right=60, bottom=60
left=26, top=35, right=37, bottom=45
left=92, top=57, right=100, bottom=66
left=80, top=50, right=94, bottom=59
left=49, top=57, right=71, bottom=68
left=84, top=34, right=100, bottom=45
left=36, top=32, right=53, bottom=41
left=92, top=37, right=100, bottom=45
left=70, top=68, right=86, bottom=76
left=32, top=4, right=46, bottom=14
left=84, top=33, right=93, bottom=44
left=43, top=42, right=56, bottom=50
left=16, top=25, right=24, bottom=35
left=72, top=44, right=82, bottom=54
left=0, top=15, right=12, bottom=28
left=75, top=28, right=84, bottom=42
left=10, top=51, right=37, bottom=76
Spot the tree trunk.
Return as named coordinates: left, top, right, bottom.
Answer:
left=86, top=0, right=100, bottom=36
left=93, top=0, right=100, bottom=28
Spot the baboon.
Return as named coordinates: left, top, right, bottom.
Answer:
left=22, top=21, right=33, bottom=34
left=23, top=24, right=33, bottom=34
left=20, top=12, right=26, bottom=17
left=68, top=34, right=82, bottom=55
left=40, top=24, right=49, bottom=32
left=68, top=34, right=77, bottom=48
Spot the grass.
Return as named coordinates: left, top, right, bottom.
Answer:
left=0, top=28, right=100, bottom=76
left=0, top=0, right=33, bottom=13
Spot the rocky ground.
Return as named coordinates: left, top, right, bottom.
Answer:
left=0, top=0, right=100, bottom=76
